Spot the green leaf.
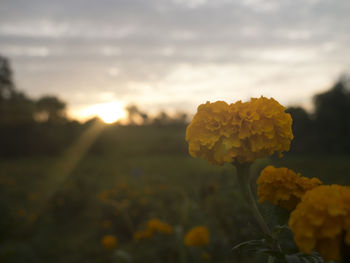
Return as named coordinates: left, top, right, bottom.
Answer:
left=232, top=239, right=266, bottom=252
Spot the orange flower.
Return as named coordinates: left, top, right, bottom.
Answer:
left=133, top=229, right=154, bottom=241
left=184, top=226, right=210, bottom=247
left=147, top=218, right=173, bottom=235
left=289, top=185, right=350, bottom=261
left=133, top=218, right=173, bottom=241
left=101, top=235, right=117, bottom=250
left=257, top=165, right=322, bottom=210
left=186, top=97, right=293, bottom=165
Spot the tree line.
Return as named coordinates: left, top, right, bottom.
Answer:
left=1, top=54, right=350, bottom=157
left=287, top=76, right=350, bottom=154
left=0, top=55, right=188, bottom=157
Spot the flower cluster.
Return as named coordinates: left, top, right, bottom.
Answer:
left=184, top=226, right=210, bottom=247
left=185, top=97, right=293, bottom=165
left=101, top=234, right=118, bottom=250
left=257, top=165, right=322, bottom=210
left=133, top=218, right=173, bottom=241
left=289, top=185, right=350, bottom=261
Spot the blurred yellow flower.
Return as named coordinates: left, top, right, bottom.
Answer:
left=257, top=165, right=322, bottom=210
left=289, top=185, right=350, bottom=261
left=133, top=228, right=154, bottom=241
left=184, top=226, right=210, bottom=247
left=133, top=218, right=173, bottom=241
left=101, top=234, right=118, bottom=250
left=185, top=97, right=293, bottom=165
left=147, top=218, right=173, bottom=235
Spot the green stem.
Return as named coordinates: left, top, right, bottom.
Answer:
left=235, top=163, right=271, bottom=236
left=267, top=255, right=275, bottom=263
left=175, top=226, right=187, bottom=263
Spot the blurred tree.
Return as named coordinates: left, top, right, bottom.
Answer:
left=35, top=96, right=66, bottom=123
left=2, top=92, right=35, bottom=124
left=0, top=55, right=15, bottom=101
left=140, top=112, right=149, bottom=124
left=313, top=77, right=350, bottom=152
left=0, top=55, right=80, bottom=157
left=286, top=107, right=313, bottom=152
left=153, top=111, right=171, bottom=126
left=126, top=104, right=149, bottom=125
left=152, top=111, right=188, bottom=126
left=173, top=112, right=188, bottom=125
left=0, top=55, right=35, bottom=124
left=126, top=104, right=140, bottom=124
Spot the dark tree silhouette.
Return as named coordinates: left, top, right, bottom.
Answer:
left=286, top=107, right=313, bottom=152
left=126, top=104, right=149, bottom=124
left=313, top=77, right=350, bottom=152
left=173, top=112, right=188, bottom=125
left=126, top=104, right=140, bottom=124
left=0, top=56, right=34, bottom=124
left=0, top=55, right=80, bottom=157
left=36, top=96, right=66, bottom=123
left=140, top=112, right=149, bottom=124
left=153, top=111, right=171, bottom=126
left=0, top=55, right=15, bottom=101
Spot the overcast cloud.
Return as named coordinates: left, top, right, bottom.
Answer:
left=1, top=0, right=350, bottom=118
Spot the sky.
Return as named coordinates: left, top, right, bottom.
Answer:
left=1, top=0, right=350, bottom=120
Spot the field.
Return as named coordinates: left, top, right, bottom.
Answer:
left=0, top=125, right=349, bottom=263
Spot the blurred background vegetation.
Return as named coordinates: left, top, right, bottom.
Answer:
left=1, top=55, right=350, bottom=262
left=2, top=54, right=350, bottom=158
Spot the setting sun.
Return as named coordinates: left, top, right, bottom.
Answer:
left=80, top=101, right=126, bottom=124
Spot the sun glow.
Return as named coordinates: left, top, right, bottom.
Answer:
left=80, top=101, right=127, bottom=124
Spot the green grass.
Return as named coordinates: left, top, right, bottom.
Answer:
left=0, top=125, right=349, bottom=263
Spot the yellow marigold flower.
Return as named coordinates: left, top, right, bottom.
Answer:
left=289, top=185, right=350, bottom=261
left=184, top=226, right=210, bottom=247
left=101, top=234, right=118, bottom=250
left=147, top=218, right=173, bottom=235
left=257, top=166, right=322, bottom=210
left=185, top=97, right=293, bottom=165
left=133, top=218, right=173, bottom=241
left=133, top=228, right=154, bottom=241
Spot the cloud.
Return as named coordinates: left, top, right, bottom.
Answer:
left=0, top=0, right=350, bottom=118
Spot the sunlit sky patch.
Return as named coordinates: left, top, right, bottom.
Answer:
left=1, top=0, right=350, bottom=120
left=76, top=101, right=126, bottom=124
